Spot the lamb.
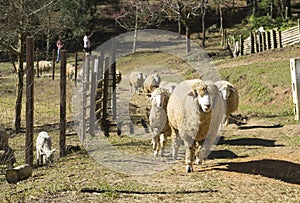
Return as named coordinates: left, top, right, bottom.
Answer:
left=143, top=73, right=161, bottom=94
left=128, top=71, right=147, bottom=94
left=66, top=63, right=76, bottom=80
left=36, top=131, right=56, bottom=166
left=167, top=79, right=224, bottom=172
left=148, top=87, right=172, bottom=157
left=215, top=80, right=239, bottom=126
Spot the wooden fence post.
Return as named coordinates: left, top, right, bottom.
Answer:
left=25, top=36, right=34, bottom=166
left=266, top=31, right=270, bottom=50
left=75, top=52, right=78, bottom=86
left=36, top=48, right=39, bottom=78
left=96, top=54, right=104, bottom=121
left=250, top=32, right=254, bottom=54
left=89, top=55, right=97, bottom=136
left=111, top=39, right=117, bottom=120
left=102, top=57, right=110, bottom=137
left=298, top=19, right=300, bottom=42
left=278, top=30, right=282, bottom=48
left=262, top=32, right=266, bottom=51
left=60, top=50, right=67, bottom=157
left=290, top=58, right=300, bottom=120
left=239, top=35, right=243, bottom=56
left=271, top=29, right=277, bottom=49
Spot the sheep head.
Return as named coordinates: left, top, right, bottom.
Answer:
left=151, top=88, right=169, bottom=108
left=189, top=82, right=211, bottom=112
left=45, top=149, right=56, bottom=163
left=219, top=84, right=234, bottom=101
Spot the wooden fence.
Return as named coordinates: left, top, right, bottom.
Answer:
left=78, top=52, right=116, bottom=143
left=241, top=20, right=300, bottom=55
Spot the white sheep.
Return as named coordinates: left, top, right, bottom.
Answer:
left=149, top=87, right=171, bottom=157
left=215, top=80, right=239, bottom=126
left=159, top=81, right=178, bottom=94
left=167, top=79, right=224, bottom=172
left=66, top=63, right=75, bottom=80
left=143, top=73, right=161, bottom=94
left=129, top=71, right=146, bottom=94
left=36, top=131, right=56, bottom=166
left=35, top=60, right=52, bottom=74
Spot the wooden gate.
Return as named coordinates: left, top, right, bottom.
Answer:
left=78, top=53, right=116, bottom=142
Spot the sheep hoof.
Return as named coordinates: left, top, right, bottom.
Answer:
left=153, top=151, right=158, bottom=157
left=186, top=165, right=193, bottom=173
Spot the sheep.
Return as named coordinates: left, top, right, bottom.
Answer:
left=35, top=60, right=52, bottom=74
left=159, top=81, right=178, bottom=94
left=148, top=87, right=172, bottom=157
left=128, top=71, right=147, bottom=94
left=66, top=63, right=75, bottom=80
left=36, top=131, right=56, bottom=166
left=143, top=73, right=161, bottom=94
left=166, top=79, right=224, bottom=172
left=215, top=80, right=239, bottom=126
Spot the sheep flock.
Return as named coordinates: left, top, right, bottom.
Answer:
left=127, top=71, right=239, bottom=172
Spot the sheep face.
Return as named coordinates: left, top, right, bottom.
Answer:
left=220, top=85, right=234, bottom=101
left=151, top=94, right=163, bottom=108
left=190, top=83, right=211, bottom=112
left=43, top=149, right=56, bottom=163
left=151, top=88, right=169, bottom=108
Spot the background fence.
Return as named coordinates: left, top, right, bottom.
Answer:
left=242, top=20, right=300, bottom=55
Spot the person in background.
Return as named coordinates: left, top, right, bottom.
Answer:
left=56, top=38, right=64, bottom=63
left=83, top=33, right=92, bottom=55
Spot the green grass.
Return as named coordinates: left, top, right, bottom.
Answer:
left=218, top=56, right=294, bottom=124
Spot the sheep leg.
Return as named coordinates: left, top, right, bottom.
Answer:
left=172, top=130, right=181, bottom=160
left=185, top=142, right=196, bottom=173
left=195, top=141, right=204, bottom=165
left=152, top=136, right=159, bottom=157
left=36, top=149, right=40, bottom=166
left=224, top=114, right=229, bottom=126
left=159, top=133, right=166, bottom=157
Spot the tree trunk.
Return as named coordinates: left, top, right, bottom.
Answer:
left=178, top=15, right=181, bottom=34
left=219, top=4, right=223, bottom=32
left=13, top=36, right=25, bottom=133
left=202, top=11, right=206, bottom=47
left=185, top=24, right=191, bottom=53
left=132, top=5, right=138, bottom=53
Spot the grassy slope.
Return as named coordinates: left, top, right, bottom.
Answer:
left=215, top=45, right=300, bottom=124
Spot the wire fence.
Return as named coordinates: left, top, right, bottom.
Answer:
left=0, top=64, right=74, bottom=130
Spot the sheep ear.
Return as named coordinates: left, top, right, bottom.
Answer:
left=51, top=149, right=56, bottom=154
left=187, top=90, right=197, bottom=97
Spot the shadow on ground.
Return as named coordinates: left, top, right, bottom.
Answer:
left=214, top=159, right=300, bottom=185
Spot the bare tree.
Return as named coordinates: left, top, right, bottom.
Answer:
left=162, top=0, right=208, bottom=52
left=114, top=0, right=163, bottom=53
